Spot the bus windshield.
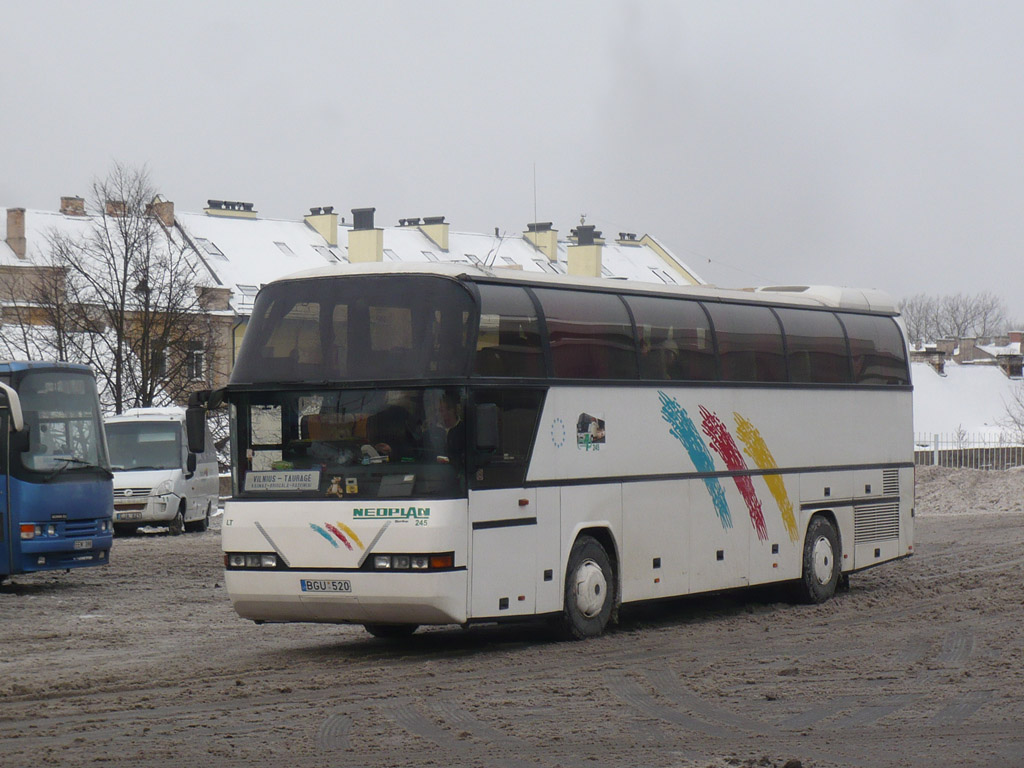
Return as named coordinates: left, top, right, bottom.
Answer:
left=16, top=370, right=109, bottom=476
left=106, top=422, right=182, bottom=471
left=234, top=387, right=466, bottom=500
left=231, top=274, right=475, bottom=385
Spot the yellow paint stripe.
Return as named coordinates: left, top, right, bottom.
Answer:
left=336, top=521, right=365, bottom=550
left=733, top=413, right=799, bottom=542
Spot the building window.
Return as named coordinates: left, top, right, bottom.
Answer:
left=194, top=238, right=227, bottom=260
left=274, top=242, right=295, bottom=256
left=187, top=342, right=205, bottom=381
left=313, top=245, right=340, bottom=263
left=422, top=251, right=440, bottom=263
left=237, top=284, right=259, bottom=307
left=151, top=348, right=167, bottom=378
left=384, top=249, right=400, bottom=262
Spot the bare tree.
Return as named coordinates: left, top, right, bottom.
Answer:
left=21, top=163, right=214, bottom=413
left=898, top=290, right=1010, bottom=345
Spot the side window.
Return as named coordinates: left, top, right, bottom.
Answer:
left=838, top=314, right=910, bottom=385
left=470, top=389, right=545, bottom=489
left=704, top=303, right=787, bottom=382
left=472, top=284, right=545, bottom=377
left=626, top=295, right=717, bottom=381
left=534, top=289, right=638, bottom=379
left=775, top=308, right=851, bottom=384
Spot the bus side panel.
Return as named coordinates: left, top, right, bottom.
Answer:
left=747, top=473, right=801, bottom=586
left=620, top=480, right=689, bottom=603
left=535, top=486, right=563, bottom=614
left=687, top=479, right=750, bottom=593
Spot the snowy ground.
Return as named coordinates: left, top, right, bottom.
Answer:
left=1, top=468, right=1022, bottom=767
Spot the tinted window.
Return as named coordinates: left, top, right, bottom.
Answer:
left=534, top=289, right=638, bottom=379
left=704, top=303, right=787, bottom=382
left=626, top=295, right=717, bottom=381
left=838, top=314, right=909, bottom=385
left=470, top=388, right=545, bottom=488
left=472, top=284, right=544, bottom=377
left=775, top=308, right=851, bottom=384
left=232, top=276, right=474, bottom=384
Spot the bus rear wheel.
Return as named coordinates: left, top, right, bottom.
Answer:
left=363, top=623, right=418, bottom=639
left=796, top=516, right=841, bottom=604
left=555, top=535, right=615, bottom=640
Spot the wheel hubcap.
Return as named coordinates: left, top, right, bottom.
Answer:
left=811, top=535, right=835, bottom=585
left=573, top=559, right=607, bottom=618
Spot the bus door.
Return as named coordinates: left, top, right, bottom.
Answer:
left=466, top=389, right=548, bottom=619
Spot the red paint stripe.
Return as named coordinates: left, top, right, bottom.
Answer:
left=699, top=406, right=769, bottom=541
left=325, top=523, right=354, bottom=551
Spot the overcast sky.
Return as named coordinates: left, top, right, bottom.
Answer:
left=3, top=1, right=1022, bottom=310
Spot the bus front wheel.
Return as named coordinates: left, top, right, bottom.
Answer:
left=168, top=502, right=185, bottom=536
left=556, top=535, right=615, bottom=640
left=797, top=516, right=841, bottom=604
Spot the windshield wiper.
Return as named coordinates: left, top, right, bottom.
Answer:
left=45, top=457, right=114, bottom=480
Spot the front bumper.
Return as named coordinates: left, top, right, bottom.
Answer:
left=225, top=569, right=468, bottom=625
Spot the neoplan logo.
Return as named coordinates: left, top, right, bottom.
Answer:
left=353, top=507, right=430, bottom=520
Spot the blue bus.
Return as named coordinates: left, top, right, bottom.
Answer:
left=1, top=361, right=113, bottom=580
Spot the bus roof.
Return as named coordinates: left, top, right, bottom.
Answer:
left=0, top=360, right=95, bottom=375
left=105, top=407, right=186, bottom=424
left=268, top=262, right=898, bottom=315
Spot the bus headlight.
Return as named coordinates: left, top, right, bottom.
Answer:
left=370, top=553, right=454, bottom=571
left=226, top=553, right=279, bottom=569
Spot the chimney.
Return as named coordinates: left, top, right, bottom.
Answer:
left=616, top=232, right=640, bottom=246
left=419, top=215, right=449, bottom=251
left=958, top=337, right=976, bottom=363
left=348, top=207, right=383, bottom=263
left=146, top=198, right=175, bottom=227
left=1010, top=330, right=1023, bottom=345
left=568, top=225, right=603, bottom=277
left=105, top=199, right=126, bottom=217
left=5, top=208, right=26, bottom=259
left=305, top=205, right=338, bottom=246
left=204, top=200, right=258, bottom=219
left=524, top=222, right=559, bottom=262
left=60, top=196, right=85, bottom=216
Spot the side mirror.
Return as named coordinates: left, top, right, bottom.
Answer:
left=475, top=403, right=499, bottom=453
left=0, top=382, right=25, bottom=433
left=185, top=452, right=197, bottom=478
left=185, top=406, right=206, bottom=454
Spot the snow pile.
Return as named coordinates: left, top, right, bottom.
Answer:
left=915, top=465, right=1024, bottom=516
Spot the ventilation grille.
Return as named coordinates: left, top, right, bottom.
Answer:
left=854, top=502, right=900, bottom=543
left=882, top=469, right=900, bottom=496
left=114, top=487, right=152, bottom=499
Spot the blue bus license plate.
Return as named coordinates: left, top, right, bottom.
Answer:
left=300, top=579, right=351, bottom=593
left=74, top=539, right=92, bottom=550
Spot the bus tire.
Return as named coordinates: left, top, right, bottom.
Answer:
left=168, top=503, right=186, bottom=536
left=363, top=623, right=418, bottom=639
left=556, top=534, right=615, bottom=640
left=797, top=515, right=841, bottom=604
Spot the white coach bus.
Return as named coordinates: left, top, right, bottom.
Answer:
left=187, top=263, right=913, bottom=639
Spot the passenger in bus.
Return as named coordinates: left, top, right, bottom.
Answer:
left=435, top=389, right=465, bottom=464
left=643, top=337, right=679, bottom=380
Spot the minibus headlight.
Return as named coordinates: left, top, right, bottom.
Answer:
left=154, top=479, right=174, bottom=496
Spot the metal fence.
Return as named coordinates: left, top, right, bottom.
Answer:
left=914, top=432, right=1024, bottom=470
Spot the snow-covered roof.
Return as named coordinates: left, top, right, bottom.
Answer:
left=912, top=361, right=1020, bottom=439
left=978, top=341, right=1022, bottom=357
left=172, top=211, right=707, bottom=314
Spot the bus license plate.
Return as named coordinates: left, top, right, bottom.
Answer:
left=74, top=539, right=92, bottom=550
left=300, top=579, right=351, bottom=593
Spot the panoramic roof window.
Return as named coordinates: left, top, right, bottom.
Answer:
left=775, top=308, right=851, bottom=384
left=704, top=303, right=787, bottom=383
left=839, top=313, right=910, bottom=385
left=473, top=284, right=544, bottom=378
left=534, top=288, right=638, bottom=379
